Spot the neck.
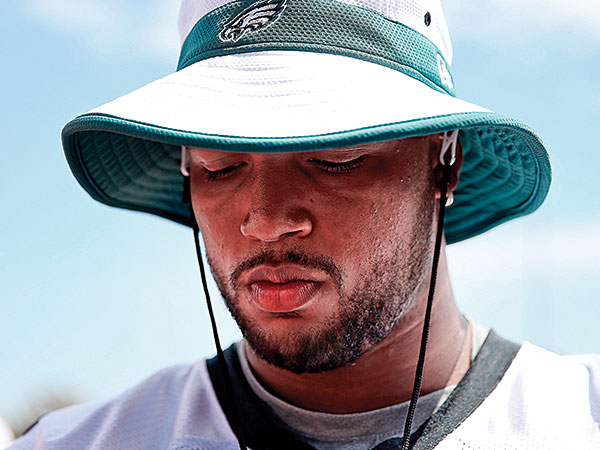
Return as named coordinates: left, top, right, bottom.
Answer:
left=246, top=246, right=470, bottom=414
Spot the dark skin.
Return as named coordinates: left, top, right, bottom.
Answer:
left=189, top=135, right=468, bottom=414
left=245, top=250, right=471, bottom=413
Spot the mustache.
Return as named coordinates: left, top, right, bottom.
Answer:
left=229, top=250, right=343, bottom=291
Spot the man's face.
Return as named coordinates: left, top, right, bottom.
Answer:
left=189, top=137, right=437, bottom=373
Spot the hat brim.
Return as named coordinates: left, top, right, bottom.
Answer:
left=62, top=51, right=551, bottom=243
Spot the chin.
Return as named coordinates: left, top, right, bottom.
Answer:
left=241, top=314, right=380, bottom=374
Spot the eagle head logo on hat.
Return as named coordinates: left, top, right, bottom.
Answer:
left=219, top=0, right=288, bottom=42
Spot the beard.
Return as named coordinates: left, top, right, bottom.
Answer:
left=206, top=196, right=434, bottom=374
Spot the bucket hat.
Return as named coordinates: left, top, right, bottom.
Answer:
left=62, top=0, right=551, bottom=243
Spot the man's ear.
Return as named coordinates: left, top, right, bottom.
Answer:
left=430, top=133, right=463, bottom=196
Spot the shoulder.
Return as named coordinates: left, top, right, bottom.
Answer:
left=439, top=342, right=600, bottom=449
left=9, top=361, right=239, bottom=450
left=503, top=342, right=600, bottom=408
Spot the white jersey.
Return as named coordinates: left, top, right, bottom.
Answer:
left=9, top=334, right=600, bottom=449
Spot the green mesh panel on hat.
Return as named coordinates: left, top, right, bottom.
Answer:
left=63, top=111, right=551, bottom=244
left=178, top=0, right=456, bottom=95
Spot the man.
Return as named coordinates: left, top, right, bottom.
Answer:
left=10, top=0, right=600, bottom=449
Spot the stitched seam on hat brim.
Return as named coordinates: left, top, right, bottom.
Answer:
left=65, top=111, right=516, bottom=148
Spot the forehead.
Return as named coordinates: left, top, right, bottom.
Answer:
left=189, top=136, right=431, bottom=161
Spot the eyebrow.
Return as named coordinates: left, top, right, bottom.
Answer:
left=311, top=145, right=386, bottom=157
left=190, top=143, right=386, bottom=164
left=190, top=150, right=244, bottom=164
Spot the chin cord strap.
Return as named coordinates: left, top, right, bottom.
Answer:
left=183, top=174, right=248, bottom=450
left=400, top=130, right=457, bottom=450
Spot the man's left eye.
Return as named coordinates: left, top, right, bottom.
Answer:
left=308, top=156, right=365, bottom=173
left=204, top=163, right=246, bottom=181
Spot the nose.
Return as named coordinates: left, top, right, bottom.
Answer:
left=240, top=173, right=313, bottom=242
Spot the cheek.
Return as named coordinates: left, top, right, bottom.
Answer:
left=192, top=197, right=245, bottom=270
left=318, top=180, right=433, bottom=271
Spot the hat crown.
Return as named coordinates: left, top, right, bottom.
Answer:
left=178, top=0, right=453, bottom=63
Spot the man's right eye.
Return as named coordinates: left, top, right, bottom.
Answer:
left=204, top=163, right=246, bottom=182
left=308, top=156, right=366, bottom=174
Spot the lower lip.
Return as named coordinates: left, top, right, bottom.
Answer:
left=250, top=281, right=321, bottom=313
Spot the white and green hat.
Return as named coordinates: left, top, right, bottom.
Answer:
left=62, top=0, right=551, bottom=243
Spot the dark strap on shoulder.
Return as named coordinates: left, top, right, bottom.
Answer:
left=372, top=421, right=429, bottom=449
left=207, top=344, right=316, bottom=450
left=411, top=330, right=521, bottom=449
left=208, top=331, right=520, bottom=450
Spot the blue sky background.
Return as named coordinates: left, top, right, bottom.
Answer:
left=1, top=0, right=599, bottom=430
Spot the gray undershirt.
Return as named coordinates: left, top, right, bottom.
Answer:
left=237, top=317, right=490, bottom=449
